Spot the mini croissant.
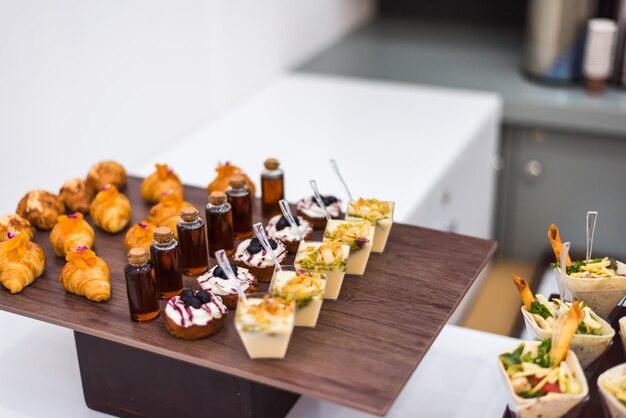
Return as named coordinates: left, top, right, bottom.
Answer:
left=16, top=190, right=65, bottom=230
left=50, top=213, right=95, bottom=256
left=0, top=214, right=35, bottom=242
left=147, top=191, right=193, bottom=238
left=60, top=247, right=110, bottom=302
left=90, top=184, right=132, bottom=233
left=0, top=232, right=45, bottom=294
left=124, top=221, right=156, bottom=252
left=86, top=160, right=127, bottom=192
left=141, top=164, right=184, bottom=204
left=59, top=178, right=95, bottom=213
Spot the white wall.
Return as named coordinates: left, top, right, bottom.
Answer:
left=0, top=0, right=374, bottom=212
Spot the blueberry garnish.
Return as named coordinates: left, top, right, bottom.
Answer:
left=213, top=263, right=239, bottom=279
left=276, top=215, right=299, bottom=231
left=247, top=237, right=278, bottom=254
left=185, top=296, right=202, bottom=309
left=196, top=290, right=212, bottom=304
left=180, top=289, right=194, bottom=302
left=312, top=195, right=338, bottom=207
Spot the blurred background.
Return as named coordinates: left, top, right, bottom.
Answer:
left=3, top=0, right=626, bottom=342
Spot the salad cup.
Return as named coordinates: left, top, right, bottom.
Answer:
left=556, top=267, right=626, bottom=318
left=598, top=363, right=626, bottom=418
left=498, top=341, right=588, bottom=418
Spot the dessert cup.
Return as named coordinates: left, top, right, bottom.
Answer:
left=164, top=290, right=227, bottom=340
left=270, top=267, right=325, bottom=327
left=323, top=219, right=374, bottom=276
left=234, top=238, right=287, bottom=282
left=296, top=195, right=342, bottom=230
left=345, top=199, right=394, bottom=253
left=598, top=363, right=626, bottom=418
left=197, top=264, right=259, bottom=309
left=266, top=214, right=313, bottom=254
left=521, top=306, right=614, bottom=368
left=557, top=267, right=626, bottom=318
left=294, top=241, right=349, bottom=300
left=498, top=341, right=588, bottom=418
left=235, top=293, right=295, bottom=359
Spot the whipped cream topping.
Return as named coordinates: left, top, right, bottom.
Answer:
left=197, top=265, right=256, bottom=296
left=297, top=196, right=341, bottom=219
left=266, top=215, right=312, bottom=243
left=236, top=296, right=294, bottom=333
left=234, top=238, right=287, bottom=268
left=165, top=294, right=227, bottom=328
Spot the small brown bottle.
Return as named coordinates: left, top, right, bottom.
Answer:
left=261, top=158, right=284, bottom=218
left=150, top=226, right=183, bottom=299
left=124, top=248, right=160, bottom=322
left=206, top=191, right=235, bottom=258
left=226, top=175, right=253, bottom=240
left=177, top=207, right=209, bottom=276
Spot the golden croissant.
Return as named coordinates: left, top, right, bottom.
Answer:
left=147, top=190, right=193, bottom=238
left=0, top=232, right=45, bottom=294
left=16, top=189, right=65, bottom=230
left=90, top=184, right=132, bottom=233
left=125, top=221, right=156, bottom=252
left=86, top=160, right=127, bottom=192
left=50, top=213, right=95, bottom=256
left=0, top=214, right=35, bottom=242
left=141, top=163, right=184, bottom=204
left=60, top=247, right=110, bottom=302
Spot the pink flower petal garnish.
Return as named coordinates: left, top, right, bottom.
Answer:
left=101, top=184, right=111, bottom=191
left=75, top=245, right=88, bottom=252
left=7, top=231, right=17, bottom=239
left=68, top=213, right=79, bottom=219
left=138, top=222, right=148, bottom=229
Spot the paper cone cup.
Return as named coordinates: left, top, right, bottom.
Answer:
left=559, top=268, right=626, bottom=318
left=521, top=307, right=614, bottom=368
left=598, top=364, right=626, bottom=418
left=619, top=318, right=626, bottom=357
left=498, top=341, right=588, bottom=418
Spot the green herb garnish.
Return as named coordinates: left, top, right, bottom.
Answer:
left=529, top=301, right=552, bottom=319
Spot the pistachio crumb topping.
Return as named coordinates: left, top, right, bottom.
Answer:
left=348, top=198, right=392, bottom=222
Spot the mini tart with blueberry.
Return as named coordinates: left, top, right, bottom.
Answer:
left=296, top=195, right=342, bottom=229
left=266, top=215, right=312, bottom=254
left=197, top=263, right=259, bottom=309
left=164, top=289, right=227, bottom=340
left=234, top=237, right=287, bottom=282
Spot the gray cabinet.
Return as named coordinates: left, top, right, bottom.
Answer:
left=496, top=126, right=626, bottom=262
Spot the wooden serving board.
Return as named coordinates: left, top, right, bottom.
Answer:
left=0, top=177, right=496, bottom=417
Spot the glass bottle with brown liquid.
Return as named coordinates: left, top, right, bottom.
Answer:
left=177, top=207, right=209, bottom=275
left=261, top=158, right=284, bottom=218
left=205, top=191, right=235, bottom=258
left=226, top=174, right=253, bottom=240
left=150, top=226, right=183, bottom=299
left=124, top=247, right=160, bottom=322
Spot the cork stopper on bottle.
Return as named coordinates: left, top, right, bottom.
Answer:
left=128, top=248, right=149, bottom=265
left=180, top=206, right=199, bottom=222
left=264, top=158, right=280, bottom=170
left=229, top=174, right=246, bottom=189
left=209, top=191, right=226, bottom=205
left=154, top=226, right=174, bottom=244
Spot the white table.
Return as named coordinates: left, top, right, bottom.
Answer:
left=0, top=74, right=507, bottom=417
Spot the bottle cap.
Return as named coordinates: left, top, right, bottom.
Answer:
left=154, top=226, right=174, bottom=244
left=128, top=248, right=149, bottom=265
left=209, top=191, right=226, bottom=205
left=229, top=175, right=246, bottom=189
left=264, top=158, right=280, bottom=170
left=180, top=206, right=200, bottom=222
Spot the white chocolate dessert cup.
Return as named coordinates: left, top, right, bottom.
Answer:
left=323, top=220, right=374, bottom=276
left=235, top=295, right=295, bottom=359
left=498, top=341, right=588, bottom=418
left=598, top=363, right=626, bottom=418
left=558, top=267, right=626, bottom=318
left=521, top=307, right=614, bottom=368
left=294, top=241, right=350, bottom=300
left=270, top=268, right=325, bottom=327
left=345, top=201, right=394, bottom=253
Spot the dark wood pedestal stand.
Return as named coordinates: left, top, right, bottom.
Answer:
left=75, top=332, right=299, bottom=418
